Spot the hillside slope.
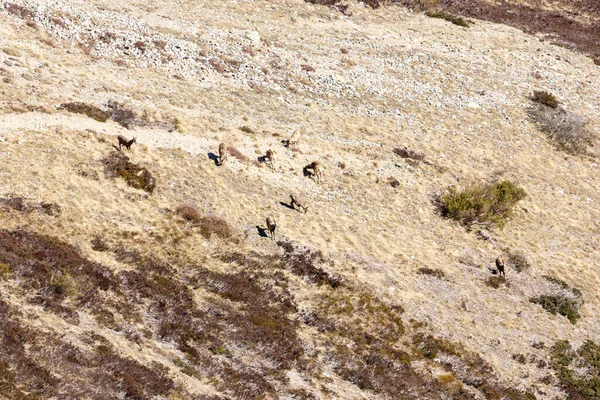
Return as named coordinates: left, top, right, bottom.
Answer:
left=0, top=0, right=599, bottom=399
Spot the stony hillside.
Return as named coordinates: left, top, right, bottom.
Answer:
left=0, top=0, right=599, bottom=399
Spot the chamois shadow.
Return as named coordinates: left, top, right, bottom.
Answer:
left=281, top=139, right=291, bottom=148
left=303, top=166, right=313, bottom=178
left=256, top=225, right=269, bottom=238
left=111, top=144, right=122, bottom=152
left=207, top=152, right=219, bottom=165
left=257, top=155, right=267, bottom=164
left=279, top=201, right=294, bottom=210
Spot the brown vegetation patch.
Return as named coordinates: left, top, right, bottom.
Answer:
left=59, top=102, right=109, bottom=122
left=175, top=205, right=233, bottom=239
left=227, top=145, right=250, bottom=164
left=0, top=195, right=61, bottom=216
left=5, top=2, right=35, bottom=19
left=103, top=100, right=178, bottom=132
left=102, top=151, right=156, bottom=194
left=277, top=240, right=342, bottom=287
left=0, top=298, right=175, bottom=399
left=436, top=0, right=600, bottom=64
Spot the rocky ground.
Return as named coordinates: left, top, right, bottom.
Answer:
left=0, top=0, right=599, bottom=399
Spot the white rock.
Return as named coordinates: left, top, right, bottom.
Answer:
left=245, top=30, right=260, bottom=44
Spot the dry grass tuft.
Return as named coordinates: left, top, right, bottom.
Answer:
left=528, top=105, right=596, bottom=156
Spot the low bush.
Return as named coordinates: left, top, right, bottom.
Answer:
left=59, top=102, right=109, bottom=122
left=530, top=295, right=580, bottom=324
left=549, top=340, right=600, bottom=398
left=393, top=146, right=426, bottom=162
left=506, top=250, right=531, bottom=272
left=6, top=3, right=35, bottom=19
left=425, top=10, right=469, bottom=27
left=417, top=267, right=445, bottom=279
left=175, top=205, right=233, bottom=239
left=486, top=275, right=507, bottom=289
left=531, top=90, right=559, bottom=108
left=198, top=215, right=233, bottom=239
left=102, top=151, right=156, bottom=194
left=528, top=104, right=595, bottom=155
left=438, top=180, right=527, bottom=227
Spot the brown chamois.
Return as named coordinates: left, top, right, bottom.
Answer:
left=266, top=217, right=277, bottom=241
left=218, top=142, right=227, bottom=166
left=265, top=149, right=275, bottom=170
left=496, top=256, right=505, bottom=277
left=304, top=161, right=323, bottom=183
left=290, top=194, right=308, bottom=213
left=118, top=135, right=136, bottom=151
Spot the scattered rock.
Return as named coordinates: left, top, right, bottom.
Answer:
left=245, top=30, right=260, bottom=44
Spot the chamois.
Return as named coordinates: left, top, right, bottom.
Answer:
left=265, top=149, right=275, bottom=170
left=218, top=142, right=227, bottom=166
left=118, top=135, right=136, bottom=151
left=266, top=217, right=277, bottom=240
left=304, top=161, right=323, bottom=183
left=289, top=129, right=301, bottom=146
left=290, top=194, right=308, bottom=213
left=496, top=257, right=505, bottom=277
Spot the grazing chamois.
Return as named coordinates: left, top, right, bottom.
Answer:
left=304, top=161, right=323, bottom=183
left=289, top=130, right=301, bottom=146
left=218, top=142, right=227, bottom=166
left=265, top=149, right=275, bottom=170
left=496, top=256, right=505, bottom=277
left=290, top=194, right=308, bottom=213
left=118, top=135, right=136, bottom=151
left=266, top=217, right=277, bottom=240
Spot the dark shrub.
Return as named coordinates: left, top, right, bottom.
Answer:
left=417, top=267, right=445, bottom=279
left=486, top=275, right=507, bottom=289
left=393, top=146, right=425, bottom=162
left=175, top=204, right=202, bottom=223
left=425, top=10, right=470, bottom=27
left=439, top=180, right=527, bottom=227
left=531, top=90, right=559, bottom=108
left=530, top=295, right=580, bottom=324
left=102, top=152, right=156, bottom=194
left=59, top=102, right=109, bottom=122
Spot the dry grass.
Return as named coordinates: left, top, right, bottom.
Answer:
left=0, top=0, right=599, bottom=398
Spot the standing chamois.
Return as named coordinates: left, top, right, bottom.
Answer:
left=265, top=149, right=275, bottom=170
left=266, top=217, right=277, bottom=241
left=496, top=257, right=505, bottom=277
left=218, top=142, right=227, bottom=166
left=304, top=161, right=323, bottom=183
left=118, top=135, right=136, bottom=151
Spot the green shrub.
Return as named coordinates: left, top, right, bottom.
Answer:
left=531, top=90, right=559, bottom=108
left=425, top=10, right=469, bottom=27
left=439, top=180, right=526, bottom=227
left=549, top=340, right=600, bottom=399
left=530, top=295, right=580, bottom=324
